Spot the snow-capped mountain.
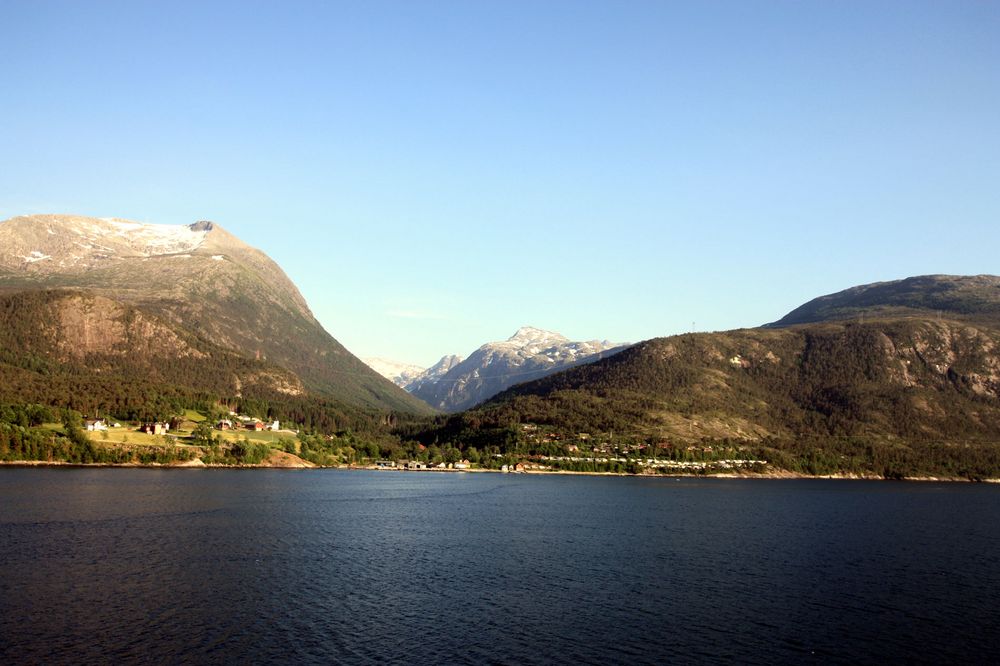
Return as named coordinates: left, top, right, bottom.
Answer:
left=363, top=354, right=464, bottom=393
left=411, top=326, right=628, bottom=412
left=0, top=215, right=218, bottom=272
left=406, top=354, right=463, bottom=392
left=362, top=358, right=427, bottom=387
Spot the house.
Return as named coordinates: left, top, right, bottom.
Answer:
left=267, top=420, right=280, bottom=431
left=85, top=419, right=108, bottom=432
left=454, top=460, right=471, bottom=470
left=140, top=422, right=168, bottom=435
left=403, top=461, right=426, bottom=470
left=513, top=462, right=526, bottom=473
left=375, top=460, right=396, bottom=469
left=216, top=419, right=233, bottom=430
left=246, top=420, right=264, bottom=431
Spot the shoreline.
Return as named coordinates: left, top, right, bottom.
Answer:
left=1, top=460, right=996, bottom=482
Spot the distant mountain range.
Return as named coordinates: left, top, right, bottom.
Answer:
left=0, top=214, right=432, bottom=417
left=366, top=327, right=627, bottom=412
left=362, top=357, right=428, bottom=389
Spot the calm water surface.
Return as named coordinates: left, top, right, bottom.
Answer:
left=1, top=469, right=998, bottom=664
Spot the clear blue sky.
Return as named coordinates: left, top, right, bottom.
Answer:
left=2, top=1, right=998, bottom=366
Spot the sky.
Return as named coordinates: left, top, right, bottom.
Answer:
left=1, top=1, right=998, bottom=367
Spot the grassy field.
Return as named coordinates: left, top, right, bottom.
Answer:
left=40, top=412, right=296, bottom=450
left=212, top=429, right=296, bottom=445
left=182, top=409, right=206, bottom=423
left=87, top=429, right=177, bottom=446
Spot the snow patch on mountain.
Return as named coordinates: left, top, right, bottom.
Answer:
left=363, top=354, right=465, bottom=393
left=410, top=327, right=628, bottom=412
left=101, top=219, right=210, bottom=255
left=363, top=358, right=427, bottom=387
left=23, top=251, right=51, bottom=263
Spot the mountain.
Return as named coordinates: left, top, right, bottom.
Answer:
left=404, top=354, right=464, bottom=393
left=0, top=214, right=432, bottom=415
left=410, top=326, right=628, bottom=412
left=363, top=354, right=465, bottom=393
left=766, top=274, right=1000, bottom=327
left=414, top=276, right=1000, bottom=478
left=363, top=357, right=427, bottom=387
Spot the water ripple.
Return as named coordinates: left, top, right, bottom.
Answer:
left=1, top=470, right=999, bottom=663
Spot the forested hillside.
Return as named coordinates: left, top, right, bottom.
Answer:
left=398, top=276, right=1000, bottom=479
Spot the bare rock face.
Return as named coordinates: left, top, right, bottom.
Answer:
left=52, top=294, right=201, bottom=361
left=0, top=288, right=306, bottom=399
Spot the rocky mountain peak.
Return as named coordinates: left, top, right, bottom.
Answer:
left=0, top=214, right=221, bottom=272
left=428, top=354, right=464, bottom=374
left=411, top=328, right=627, bottom=412
left=363, top=357, right=426, bottom=386
left=504, top=326, right=570, bottom=348
left=364, top=353, right=466, bottom=392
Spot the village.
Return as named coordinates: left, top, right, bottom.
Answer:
left=83, top=412, right=285, bottom=437
left=71, top=410, right=766, bottom=474
left=514, top=423, right=767, bottom=472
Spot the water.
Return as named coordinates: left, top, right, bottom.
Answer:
left=1, top=469, right=999, bottom=664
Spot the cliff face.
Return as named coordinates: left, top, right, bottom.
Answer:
left=51, top=294, right=205, bottom=362
left=0, top=289, right=305, bottom=399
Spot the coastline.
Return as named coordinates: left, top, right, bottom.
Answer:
left=1, top=459, right=996, bottom=482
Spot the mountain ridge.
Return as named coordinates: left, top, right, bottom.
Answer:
left=406, top=275, right=1000, bottom=479
left=766, top=274, right=1000, bottom=328
left=410, top=326, right=628, bottom=412
left=0, top=214, right=432, bottom=414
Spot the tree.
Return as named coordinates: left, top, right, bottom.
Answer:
left=192, top=421, right=215, bottom=447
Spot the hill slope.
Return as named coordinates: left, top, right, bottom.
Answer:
left=766, top=274, right=1000, bottom=327
left=482, top=319, right=1000, bottom=442
left=0, top=214, right=431, bottom=414
left=410, top=276, right=1000, bottom=478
